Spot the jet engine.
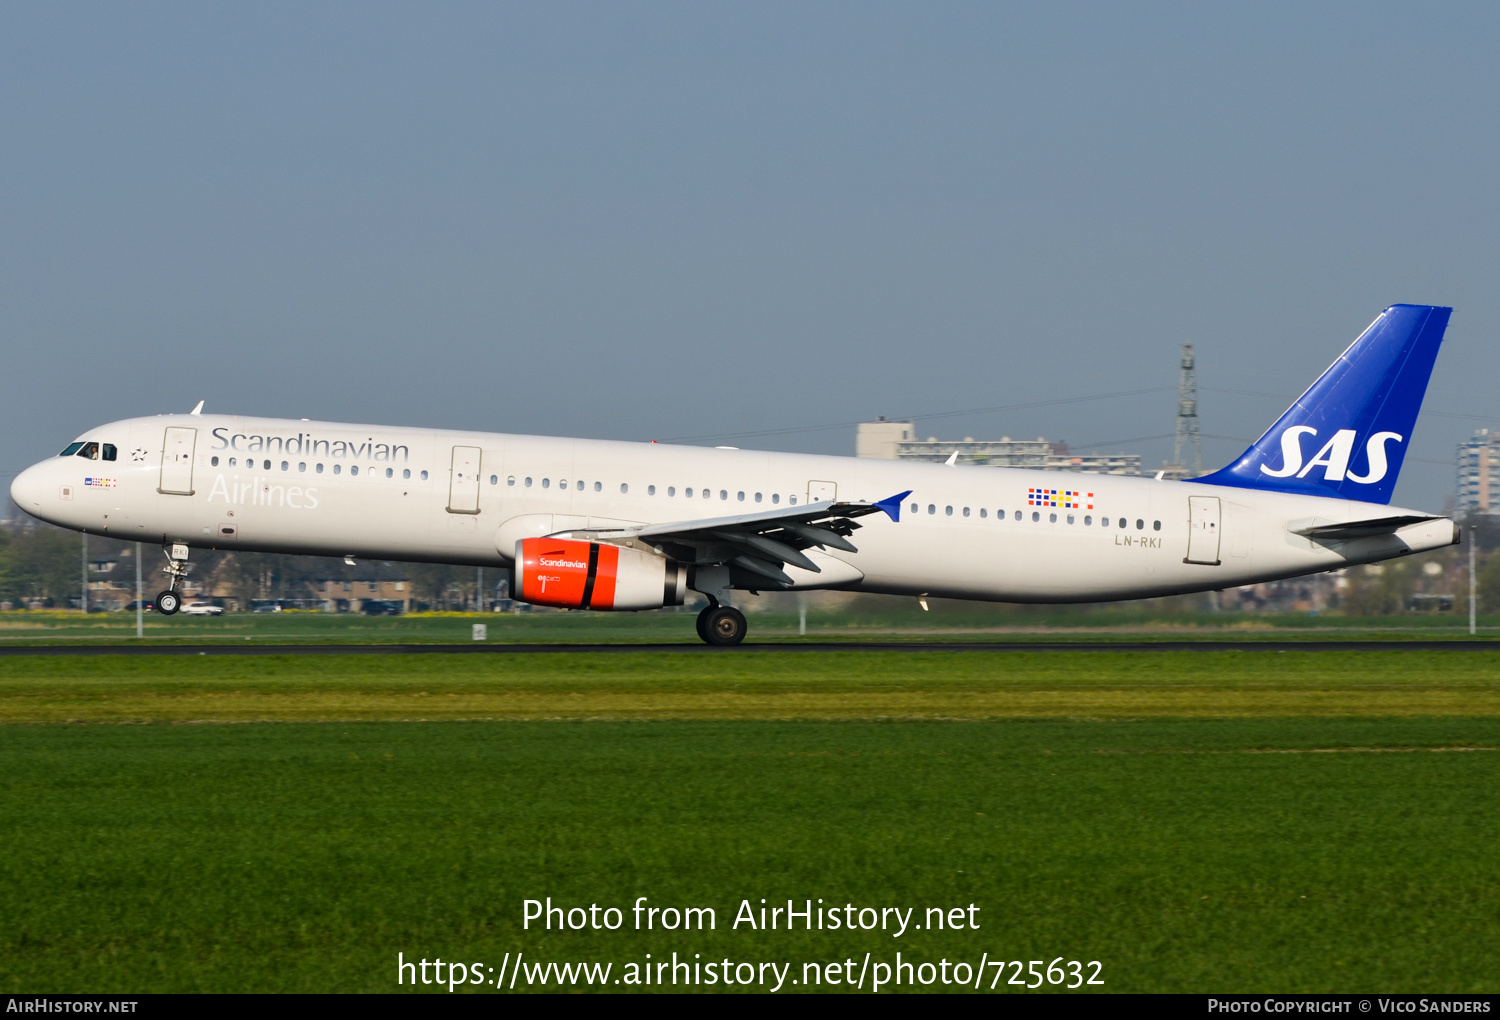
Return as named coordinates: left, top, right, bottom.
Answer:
left=514, top=538, right=687, bottom=610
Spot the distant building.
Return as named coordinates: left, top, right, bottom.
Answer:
left=856, top=420, right=1141, bottom=476
left=1456, top=428, right=1500, bottom=516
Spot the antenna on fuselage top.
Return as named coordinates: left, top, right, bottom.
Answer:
left=189, top=400, right=204, bottom=416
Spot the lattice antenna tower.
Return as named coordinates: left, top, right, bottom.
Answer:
left=1173, top=343, right=1202, bottom=476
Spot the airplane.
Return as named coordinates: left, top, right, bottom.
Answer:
left=9, top=304, right=1460, bottom=645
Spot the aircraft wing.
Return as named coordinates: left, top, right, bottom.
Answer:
left=557, top=490, right=911, bottom=587
left=1290, top=514, right=1442, bottom=541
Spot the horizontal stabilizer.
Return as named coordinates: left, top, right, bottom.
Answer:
left=1291, top=515, right=1440, bottom=540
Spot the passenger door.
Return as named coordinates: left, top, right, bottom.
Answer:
left=158, top=427, right=197, bottom=495
left=1185, top=496, right=1222, bottom=565
left=448, top=446, right=482, bottom=514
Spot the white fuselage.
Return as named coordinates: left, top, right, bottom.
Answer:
left=10, top=413, right=1458, bottom=603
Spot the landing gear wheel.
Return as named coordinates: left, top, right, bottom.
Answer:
left=156, top=590, right=181, bottom=616
left=699, top=606, right=747, bottom=646
left=695, top=608, right=711, bottom=643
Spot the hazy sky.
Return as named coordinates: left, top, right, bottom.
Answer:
left=3, top=2, right=1497, bottom=511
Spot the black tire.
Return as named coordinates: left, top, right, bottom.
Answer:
left=695, top=607, right=711, bottom=643
left=701, top=606, right=747, bottom=646
left=156, top=590, right=181, bottom=616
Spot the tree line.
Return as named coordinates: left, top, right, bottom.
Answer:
left=0, top=517, right=496, bottom=610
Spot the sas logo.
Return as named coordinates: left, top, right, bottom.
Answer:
left=83, top=477, right=118, bottom=488
left=1029, top=488, right=1093, bottom=509
left=1259, top=428, right=1402, bottom=484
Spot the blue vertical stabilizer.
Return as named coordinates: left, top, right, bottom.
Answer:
left=1196, top=304, right=1450, bottom=504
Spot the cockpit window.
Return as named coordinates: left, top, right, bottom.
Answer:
left=60, top=442, right=85, bottom=457
left=77, top=442, right=100, bottom=460
left=102, top=444, right=117, bottom=461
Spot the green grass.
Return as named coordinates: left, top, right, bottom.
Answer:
left=1, top=650, right=1499, bottom=723
left=1, top=718, right=1497, bottom=992
left=3, top=650, right=1498, bottom=992
left=4, top=606, right=1499, bottom=644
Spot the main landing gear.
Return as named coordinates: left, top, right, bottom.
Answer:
left=689, top=564, right=747, bottom=646
left=155, top=543, right=190, bottom=617
left=696, top=605, right=747, bottom=646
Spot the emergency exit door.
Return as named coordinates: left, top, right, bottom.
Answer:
left=1185, top=496, right=1221, bottom=565
left=448, top=446, right=482, bottom=514
left=807, top=480, right=837, bottom=504
left=158, top=427, right=197, bottom=495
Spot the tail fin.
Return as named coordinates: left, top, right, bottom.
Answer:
left=1196, top=304, right=1450, bottom=504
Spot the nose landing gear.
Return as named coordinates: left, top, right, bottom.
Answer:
left=155, top=543, right=190, bottom=617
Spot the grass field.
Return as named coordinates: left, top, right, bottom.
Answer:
left=3, top=606, right=1499, bottom=645
left=0, top=650, right=1499, bottom=723
left=2, top=650, right=1498, bottom=993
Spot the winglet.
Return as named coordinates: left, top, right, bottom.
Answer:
left=190, top=400, right=204, bottom=416
left=874, top=490, right=912, bottom=522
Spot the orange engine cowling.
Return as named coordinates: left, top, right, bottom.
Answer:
left=514, top=538, right=687, bottom=611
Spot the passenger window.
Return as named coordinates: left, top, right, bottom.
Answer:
left=1032, top=512, right=1039, bottom=522
left=542, top=478, right=550, bottom=488
left=754, top=492, right=762, bottom=502
left=577, top=480, right=584, bottom=491
left=1050, top=513, right=1057, bottom=523
left=773, top=494, right=780, bottom=504
left=300, top=463, right=308, bottom=473
left=704, top=489, right=711, bottom=499
left=620, top=483, right=628, bottom=494
left=421, top=470, right=429, bottom=481
left=963, top=507, right=970, bottom=517
left=1153, top=520, right=1161, bottom=531
left=59, top=442, right=85, bottom=456
left=1084, top=515, right=1092, bottom=525
left=281, top=461, right=289, bottom=471
left=102, top=444, right=117, bottom=461
left=211, top=456, right=220, bottom=467
left=1067, top=515, right=1075, bottom=524
left=789, top=497, right=797, bottom=505
left=928, top=504, right=936, bottom=515
left=737, top=491, right=745, bottom=501
left=910, top=503, right=918, bottom=514
left=721, top=490, right=728, bottom=500
left=1136, top=519, right=1144, bottom=530
left=489, top=474, right=497, bottom=485
left=351, top=466, right=359, bottom=476
left=1120, top=518, right=1127, bottom=529
left=506, top=475, right=514, bottom=485
left=648, top=485, right=656, bottom=495
left=685, top=488, right=693, bottom=498
left=316, top=463, right=323, bottom=474
left=667, top=487, right=675, bottom=496
left=263, top=460, right=271, bottom=470
left=559, top=478, right=566, bottom=489
left=1013, top=510, right=1021, bottom=521
left=945, top=506, right=953, bottom=516
left=525, top=477, right=532, bottom=487
left=594, top=481, right=602, bottom=492
left=980, top=508, right=987, bottom=518
left=333, top=464, right=342, bottom=475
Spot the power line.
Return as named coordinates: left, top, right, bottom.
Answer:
left=656, top=386, right=1175, bottom=444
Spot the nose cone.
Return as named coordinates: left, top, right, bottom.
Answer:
left=10, top=461, right=56, bottom=522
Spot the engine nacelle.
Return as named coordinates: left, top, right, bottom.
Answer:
left=514, top=538, right=687, bottom=610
